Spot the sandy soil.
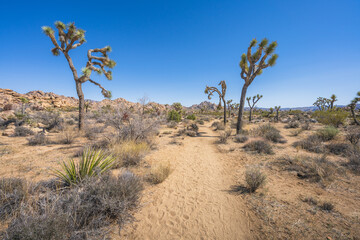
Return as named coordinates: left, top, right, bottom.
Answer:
left=120, top=124, right=256, bottom=240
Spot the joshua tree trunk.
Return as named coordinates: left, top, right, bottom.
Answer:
left=223, top=99, right=227, bottom=125
left=249, top=108, right=252, bottom=122
left=351, top=108, right=360, bottom=125
left=236, top=84, right=248, bottom=134
left=76, top=81, right=85, bottom=130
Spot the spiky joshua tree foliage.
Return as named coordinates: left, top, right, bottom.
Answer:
left=205, top=80, right=227, bottom=125
left=236, top=38, right=278, bottom=134
left=246, top=94, right=262, bottom=122
left=274, top=106, right=281, bottom=122
left=42, top=21, right=116, bottom=130
left=349, top=91, right=360, bottom=125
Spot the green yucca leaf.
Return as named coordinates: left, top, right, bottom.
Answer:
left=105, top=60, right=116, bottom=69
left=55, top=21, right=66, bottom=30
left=265, top=41, right=277, bottom=55
left=105, top=45, right=112, bottom=52
left=51, top=47, right=60, bottom=56
left=42, top=26, right=54, bottom=36
left=250, top=39, right=257, bottom=48
left=81, top=67, right=91, bottom=77
left=268, top=54, right=278, bottom=66
left=102, top=89, right=112, bottom=99
left=239, top=53, right=248, bottom=69
left=259, top=38, right=268, bottom=48
left=256, top=69, right=263, bottom=75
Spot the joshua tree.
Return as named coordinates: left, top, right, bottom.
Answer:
left=42, top=21, right=115, bottom=130
left=246, top=94, right=263, bottom=122
left=313, top=97, right=331, bottom=111
left=274, top=106, right=281, bottom=122
left=227, top=99, right=233, bottom=117
left=19, top=97, right=29, bottom=115
left=236, top=38, right=278, bottom=134
left=205, top=80, right=227, bottom=125
left=139, top=95, right=150, bottom=117
left=330, top=94, right=337, bottom=110
left=84, top=100, right=92, bottom=113
left=349, top=91, right=360, bottom=125
left=172, top=102, right=183, bottom=113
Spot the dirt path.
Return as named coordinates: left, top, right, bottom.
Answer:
left=122, top=124, right=254, bottom=240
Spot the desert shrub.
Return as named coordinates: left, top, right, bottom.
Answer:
left=32, top=111, right=64, bottom=132
left=293, top=135, right=325, bottom=153
left=234, top=134, right=248, bottom=143
left=346, top=148, right=360, bottom=173
left=253, top=124, right=285, bottom=143
left=57, top=128, right=77, bottom=144
left=148, top=161, right=172, bottom=184
left=186, top=114, right=196, bottom=120
left=313, top=109, right=348, bottom=127
left=218, top=129, right=232, bottom=144
left=2, top=104, right=13, bottom=111
left=0, top=178, right=27, bottom=220
left=317, top=126, right=339, bottom=141
left=326, top=142, right=352, bottom=156
left=4, top=172, right=143, bottom=240
left=196, top=119, right=204, bottom=125
left=345, top=126, right=360, bottom=145
left=65, top=118, right=75, bottom=125
left=27, top=132, right=49, bottom=146
left=320, top=201, right=334, bottom=212
left=302, top=196, right=318, bottom=206
left=167, top=121, right=177, bottom=128
left=285, top=120, right=300, bottom=129
left=53, top=148, right=115, bottom=185
left=110, top=141, right=149, bottom=167
left=291, top=128, right=303, bottom=137
left=167, top=110, right=181, bottom=122
left=301, top=122, right=312, bottom=130
left=280, top=155, right=338, bottom=183
left=245, top=167, right=266, bottom=193
left=12, top=126, right=34, bottom=137
left=243, top=140, right=273, bottom=154
left=84, top=125, right=104, bottom=140
left=211, top=121, right=225, bottom=131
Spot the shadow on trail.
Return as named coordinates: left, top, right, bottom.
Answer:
left=225, top=185, right=250, bottom=195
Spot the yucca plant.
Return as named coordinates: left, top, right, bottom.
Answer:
left=53, top=148, right=115, bottom=185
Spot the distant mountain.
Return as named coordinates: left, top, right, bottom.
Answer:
left=187, top=101, right=218, bottom=111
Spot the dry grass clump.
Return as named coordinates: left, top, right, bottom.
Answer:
left=57, top=128, right=77, bottom=144
left=253, top=124, right=285, bottom=143
left=110, top=140, right=150, bottom=167
left=345, top=126, right=360, bottom=145
left=147, top=161, right=172, bottom=184
left=326, top=142, right=352, bottom=156
left=0, top=178, right=28, bottom=220
left=243, top=140, right=273, bottom=154
left=285, top=120, right=300, bottom=129
left=186, top=123, right=199, bottom=137
left=345, top=148, right=360, bottom=173
left=12, top=126, right=34, bottom=137
left=167, top=121, right=177, bottom=128
left=83, top=125, right=104, bottom=140
left=293, top=135, right=325, bottom=153
left=3, top=172, right=143, bottom=240
left=316, top=126, right=339, bottom=141
left=319, top=201, right=334, bottom=212
left=245, top=167, right=266, bottom=193
left=27, top=132, right=50, bottom=146
left=218, top=129, right=232, bottom=144
left=211, top=121, right=225, bottom=131
left=301, top=122, right=312, bottom=131
left=279, top=155, right=339, bottom=183
left=234, top=134, right=248, bottom=143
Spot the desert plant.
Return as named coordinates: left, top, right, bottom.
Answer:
left=234, top=134, right=248, bottom=143
left=246, top=94, right=263, bottom=122
left=167, top=121, right=177, bottom=128
left=53, top=148, right=115, bottom=185
left=320, top=201, right=334, bottom=211
left=226, top=99, right=233, bottom=117
left=312, top=109, right=348, bottom=127
left=110, top=141, right=149, bottom=167
left=285, top=120, right=300, bottom=129
left=301, top=122, right=312, bottom=131
left=293, top=135, right=325, bottom=153
left=168, top=110, right=181, bottom=122
left=12, top=126, right=34, bottom=137
left=253, top=124, right=285, bottom=143
left=186, top=113, right=196, bottom=120
left=236, top=38, right=278, bottom=133
left=58, top=128, right=77, bottom=144
left=148, top=161, right=172, bottom=184
left=42, top=21, right=115, bottom=130
left=32, top=111, right=64, bottom=132
left=0, top=178, right=27, bottom=220
left=211, top=121, right=225, bottom=131
left=317, top=126, right=339, bottom=141
left=330, top=94, right=337, bottom=110
left=243, top=140, right=273, bottom=154
left=205, top=80, right=228, bottom=125
left=346, top=148, right=360, bottom=173
left=2, top=104, right=13, bottom=111
left=245, top=167, right=266, bottom=193
left=313, top=97, right=331, bottom=111
left=218, top=129, right=232, bottom=144
left=274, top=106, right=281, bottom=122
left=19, top=97, right=29, bottom=115
left=83, top=125, right=104, bottom=140
left=326, top=142, right=352, bottom=156
left=348, top=91, right=360, bottom=125
left=27, top=132, right=50, bottom=146
left=345, top=126, right=360, bottom=145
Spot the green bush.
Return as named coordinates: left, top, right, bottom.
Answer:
left=186, top=114, right=196, bottom=120
left=167, top=110, right=181, bottom=122
left=313, top=110, right=348, bottom=127
left=317, top=126, right=339, bottom=141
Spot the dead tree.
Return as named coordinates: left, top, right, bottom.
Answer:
left=205, top=80, right=227, bottom=125
left=42, top=21, right=115, bottom=130
left=349, top=91, right=360, bottom=125
left=246, top=94, right=262, bottom=122
left=274, top=106, right=281, bottom=122
left=236, top=38, right=278, bottom=134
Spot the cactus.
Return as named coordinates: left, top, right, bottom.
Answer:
left=205, top=80, right=227, bottom=125
left=274, top=106, right=281, bottom=122
left=236, top=38, right=278, bottom=134
left=246, top=94, right=262, bottom=122
left=348, top=91, right=360, bottom=125
left=42, top=21, right=115, bottom=130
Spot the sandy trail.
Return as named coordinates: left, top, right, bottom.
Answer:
left=123, top=124, right=254, bottom=240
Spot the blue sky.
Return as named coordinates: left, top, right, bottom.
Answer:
left=0, top=0, right=359, bottom=108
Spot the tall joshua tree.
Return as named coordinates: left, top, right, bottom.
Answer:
left=236, top=38, right=278, bottom=134
left=227, top=99, right=233, bottom=117
left=42, top=21, right=115, bottom=130
left=274, top=106, right=281, bottom=122
left=349, top=91, right=360, bottom=125
left=246, top=94, right=263, bottom=122
left=205, top=80, right=227, bottom=125
left=330, top=94, right=337, bottom=110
